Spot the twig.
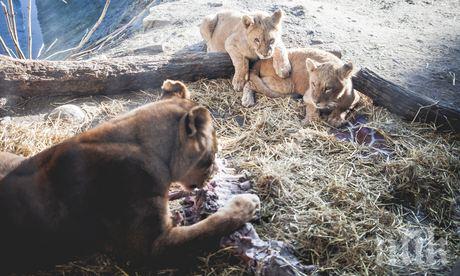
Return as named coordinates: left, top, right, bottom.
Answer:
left=411, top=102, right=438, bottom=124
left=0, top=35, right=12, bottom=56
left=27, top=0, right=32, bottom=59
left=44, top=0, right=110, bottom=61
left=44, top=38, right=57, bottom=54
left=36, top=43, right=44, bottom=59
left=65, top=0, right=110, bottom=59
left=69, top=0, right=157, bottom=60
left=6, top=0, right=17, bottom=42
left=1, top=1, right=25, bottom=58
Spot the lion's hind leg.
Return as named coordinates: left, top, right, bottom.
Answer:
left=242, top=72, right=291, bottom=107
left=200, top=14, right=219, bottom=49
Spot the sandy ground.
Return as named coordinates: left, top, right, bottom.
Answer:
left=105, top=0, right=459, bottom=107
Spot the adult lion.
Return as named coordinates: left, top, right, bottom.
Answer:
left=0, top=80, right=259, bottom=272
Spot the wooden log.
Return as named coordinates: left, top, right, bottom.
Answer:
left=0, top=51, right=233, bottom=97
left=0, top=51, right=459, bottom=132
left=353, top=68, right=460, bottom=132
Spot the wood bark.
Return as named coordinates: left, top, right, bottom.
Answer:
left=353, top=68, right=460, bottom=132
left=0, top=51, right=233, bottom=97
left=0, top=52, right=459, bottom=132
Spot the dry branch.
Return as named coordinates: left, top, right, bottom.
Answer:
left=1, top=1, right=25, bottom=59
left=27, top=0, right=32, bottom=59
left=44, top=0, right=110, bottom=61
left=0, top=36, right=11, bottom=56
left=0, top=51, right=458, bottom=132
left=67, top=0, right=110, bottom=58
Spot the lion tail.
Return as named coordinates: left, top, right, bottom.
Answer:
left=161, top=80, right=191, bottom=100
left=199, top=14, right=219, bottom=42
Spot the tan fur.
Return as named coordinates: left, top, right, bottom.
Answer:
left=200, top=9, right=291, bottom=91
left=0, top=80, right=259, bottom=272
left=161, top=79, right=191, bottom=100
left=243, top=48, right=360, bottom=127
left=0, top=152, right=25, bottom=180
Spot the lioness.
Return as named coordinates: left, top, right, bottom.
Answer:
left=200, top=9, right=291, bottom=91
left=242, top=48, right=360, bottom=127
left=0, top=80, right=259, bottom=272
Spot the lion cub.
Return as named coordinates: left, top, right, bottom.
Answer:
left=243, top=48, right=360, bottom=127
left=200, top=9, right=291, bottom=92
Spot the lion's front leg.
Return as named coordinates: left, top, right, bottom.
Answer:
left=151, top=194, right=260, bottom=260
left=242, top=82, right=257, bottom=107
left=303, top=92, right=320, bottom=125
left=225, top=42, right=249, bottom=92
left=272, top=44, right=291, bottom=78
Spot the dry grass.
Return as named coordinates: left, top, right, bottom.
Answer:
left=0, top=79, right=458, bottom=275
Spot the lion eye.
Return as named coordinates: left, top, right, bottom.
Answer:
left=325, top=87, right=332, bottom=93
left=254, top=38, right=260, bottom=43
left=269, top=38, right=275, bottom=45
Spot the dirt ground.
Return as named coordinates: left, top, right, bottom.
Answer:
left=108, top=0, right=459, bottom=107
left=0, top=0, right=459, bottom=275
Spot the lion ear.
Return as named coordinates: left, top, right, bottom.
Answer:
left=306, top=58, right=318, bottom=72
left=242, top=15, right=254, bottom=28
left=271, top=9, right=284, bottom=26
left=181, top=106, right=213, bottom=141
left=161, top=79, right=190, bottom=99
left=339, top=62, right=354, bottom=79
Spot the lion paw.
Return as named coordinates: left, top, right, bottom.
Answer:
left=220, top=194, right=260, bottom=224
left=275, top=64, right=291, bottom=79
left=302, top=114, right=320, bottom=126
left=328, top=117, right=347, bottom=128
left=232, top=76, right=246, bottom=92
left=242, top=85, right=256, bottom=107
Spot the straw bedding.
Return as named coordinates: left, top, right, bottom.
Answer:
left=0, top=79, right=458, bottom=275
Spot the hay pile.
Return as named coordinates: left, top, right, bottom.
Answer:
left=0, top=79, right=458, bottom=275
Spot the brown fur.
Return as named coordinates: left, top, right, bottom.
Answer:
left=243, top=48, right=360, bottom=127
left=200, top=9, right=291, bottom=91
left=0, top=80, right=259, bottom=273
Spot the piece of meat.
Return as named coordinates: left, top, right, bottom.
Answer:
left=169, top=159, right=314, bottom=275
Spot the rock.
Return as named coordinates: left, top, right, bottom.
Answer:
left=142, top=14, right=172, bottom=31
left=111, top=44, right=164, bottom=57
left=132, top=44, right=164, bottom=55
left=290, top=5, right=305, bottom=17
left=207, top=2, right=223, bottom=7
left=47, top=104, right=86, bottom=124
left=310, top=39, right=324, bottom=45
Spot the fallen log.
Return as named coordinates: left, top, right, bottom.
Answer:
left=353, top=68, right=460, bottom=132
left=0, top=51, right=233, bottom=97
left=0, top=52, right=459, bottom=132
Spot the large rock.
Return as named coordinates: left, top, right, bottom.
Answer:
left=142, top=14, right=172, bottom=31
left=47, top=104, right=86, bottom=124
